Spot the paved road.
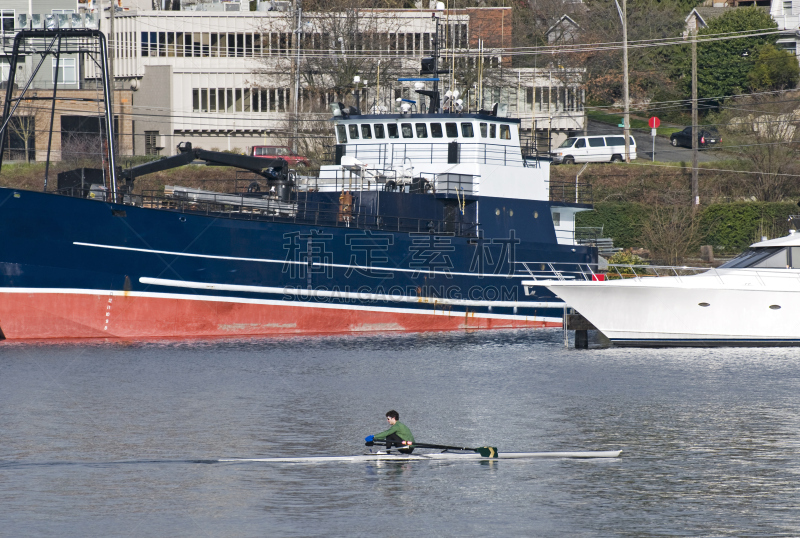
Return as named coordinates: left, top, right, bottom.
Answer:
left=585, top=120, right=720, bottom=163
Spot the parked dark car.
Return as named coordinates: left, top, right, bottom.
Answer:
left=670, top=127, right=721, bottom=149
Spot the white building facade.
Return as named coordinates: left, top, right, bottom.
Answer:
left=2, top=2, right=587, bottom=159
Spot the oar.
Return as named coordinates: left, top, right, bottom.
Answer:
left=369, top=439, right=498, bottom=458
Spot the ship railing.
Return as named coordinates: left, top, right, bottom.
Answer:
left=549, top=180, right=593, bottom=204
left=326, top=142, right=525, bottom=167
left=302, top=167, right=477, bottom=196
left=135, top=188, right=479, bottom=237
left=515, top=261, right=713, bottom=283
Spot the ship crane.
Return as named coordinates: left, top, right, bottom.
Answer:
left=120, top=142, right=293, bottom=201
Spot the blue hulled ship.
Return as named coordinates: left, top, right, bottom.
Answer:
left=0, top=28, right=595, bottom=339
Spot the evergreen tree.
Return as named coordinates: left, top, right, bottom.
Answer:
left=684, top=7, right=779, bottom=100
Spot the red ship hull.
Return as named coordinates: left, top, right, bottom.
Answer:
left=0, top=290, right=560, bottom=340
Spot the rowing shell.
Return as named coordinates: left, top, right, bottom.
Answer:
left=218, top=450, right=622, bottom=463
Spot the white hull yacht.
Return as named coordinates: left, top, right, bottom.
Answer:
left=539, top=232, right=800, bottom=346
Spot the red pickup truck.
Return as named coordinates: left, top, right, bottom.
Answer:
left=250, top=145, right=310, bottom=167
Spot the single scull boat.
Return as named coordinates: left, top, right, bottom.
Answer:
left=219, top=450, right=622, bottom=463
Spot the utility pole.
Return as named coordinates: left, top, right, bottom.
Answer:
left=107, top=0, right=116, bottom=164
left=621, top=0, right=630, bottom=163
left=292, top=0, right=302, bottom=155
left=691, top=31, right=699, bottom=208
left=108, top=0, right=115, bottom=111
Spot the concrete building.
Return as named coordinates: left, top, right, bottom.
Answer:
left=2, top=1, right=587, bottom=161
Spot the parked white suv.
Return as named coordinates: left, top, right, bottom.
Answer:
left=552, top=135, right=637, bottom=164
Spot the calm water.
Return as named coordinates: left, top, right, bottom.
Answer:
left=1, top=329, right=799, bottom=537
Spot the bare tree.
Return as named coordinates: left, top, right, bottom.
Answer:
left=718, top=94, right=800, bottom=202
left=640, top=204, right=702, bottom=265
left=572, top=0, right=684, bottom=104
left=60, top=133, right=106, bottom=171
left=5, top=95, right=37, bottom=163
left=252, top=1, right=436, bottom=165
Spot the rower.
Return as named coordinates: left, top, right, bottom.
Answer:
left=365, top=410, right=415, bottom=453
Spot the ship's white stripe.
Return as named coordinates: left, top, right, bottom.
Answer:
left=0, top=288, right=562, bottom=323
left=73, top=241, right=530, bottom=279
left=139, top=277, right=563, bottom=309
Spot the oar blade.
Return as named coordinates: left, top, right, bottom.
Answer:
left=476, top=447, right=498, bottom=458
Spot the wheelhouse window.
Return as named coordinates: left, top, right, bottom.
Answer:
left=479, top=123, right=487, bottom=138
left=348, top=124, right=359, bottom=139
left=460, top=123, right=474, bottom=138
left=499, top=125, right=511, bottom=140
left=430, top=123, right=443, bottom=138
left=415, top=123, right=428, bottom=138
left=387, top=124, right=399, bottom=138
left=489, top=124, right=496, bottom=138
left=374, top=124, right=386, bottom=139
left=361, top=124, right=372, bottom=139
left=401, top=123, right=413, bottom=138
left=445, top=122, right=458, bottom=138
left=336, top=125, right=347, bottom=143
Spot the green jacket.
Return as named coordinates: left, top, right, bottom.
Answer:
left=374, top=421, right=415, bottom=443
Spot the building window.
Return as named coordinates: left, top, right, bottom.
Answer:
left=1, top=59, right=9, bottom=82
left=52, top=58, right=76, bottom=85
left=1, top=9, right=14, bottom=33
left=144, top=131, right=160, bottom=156
left=784, top=0, right=792, bottom=16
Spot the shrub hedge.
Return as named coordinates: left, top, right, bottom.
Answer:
left=577, top=202, right=799, bottom=252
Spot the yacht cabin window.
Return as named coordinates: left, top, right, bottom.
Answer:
left=461, top=123, right=474, bottom=138
left=431, top=123, right=443, bottom=138
left=361, top=124, right=372, bottom=139
left=500, top=125, right=511, bottom=140
left=751, top=247, right=800, bottom=268
left=415, top=123, right=428, bottom=138
left=374, top=124, right=386, bottom=139
left=489, top=124, right=496, bottom=138
left=445, top=123, right=458, bottom=137
left=720, top=246, right=800, bottom=269
left=348, top=124, right=359, bottom=139
left=336, top=125, right=347, bottom=144
left=401, top=123, right=413, bottom=138
left=479, top=123, right=488, bottom=138
left=387, top=124, right=399, bottom=138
